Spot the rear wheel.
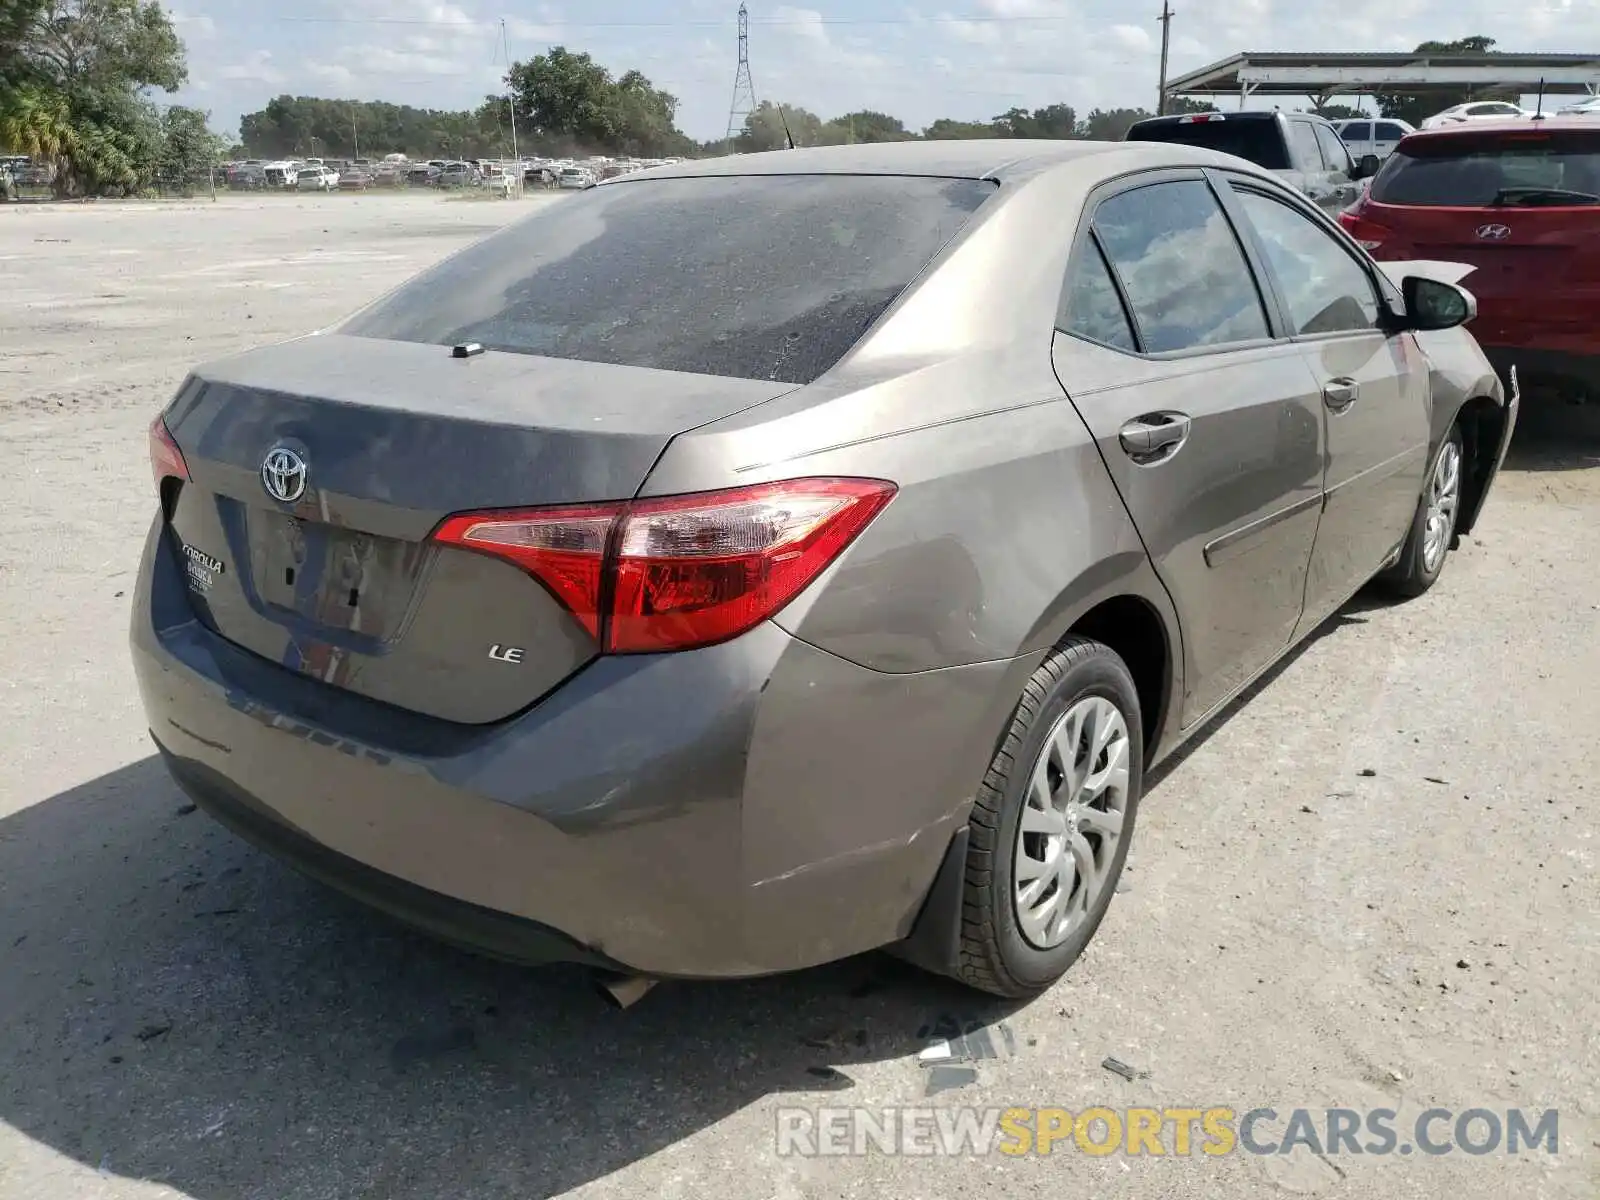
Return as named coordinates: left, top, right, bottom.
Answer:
left=954, top=637, right=1143, bottom=999
left=1380, top=423, right=1464, bottom=598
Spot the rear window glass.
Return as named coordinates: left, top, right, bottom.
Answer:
left=1126, top=118, right=1291, bottom=170
left=1341, top=122, right=1372, bottom=141
left=339, top=174, right=995, bottom=384
left=1371, top=132, right=1600, bottom=206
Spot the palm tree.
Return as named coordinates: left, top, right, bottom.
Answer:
left=0, top=86, right=77, bottom=193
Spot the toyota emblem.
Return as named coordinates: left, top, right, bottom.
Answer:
left=1475, top=223, right=1511, bottom=241
left=261, top=446, right=308, bottom=503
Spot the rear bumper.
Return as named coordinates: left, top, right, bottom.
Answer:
left=132, top=518, right=1028, bottom=978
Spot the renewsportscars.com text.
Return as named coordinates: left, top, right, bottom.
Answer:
left=775, top=1106, right=1560, bottom=1158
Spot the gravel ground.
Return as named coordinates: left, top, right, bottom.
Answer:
left=0, top=194, right=1596, bottom=1200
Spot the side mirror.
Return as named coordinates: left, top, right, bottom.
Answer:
left=1403, top=276, right=1476, bottom=331
left=1352, top=154, right=1382, bottom=180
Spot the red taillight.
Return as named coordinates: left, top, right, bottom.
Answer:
left=1338, top=206, right=1393, bottom=253
left=432, top=477, right=897, bottom=654
left=148, top=414, right=189, bottom=491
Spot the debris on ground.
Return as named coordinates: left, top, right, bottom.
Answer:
left=1101, top=1056, right=1150, bottom=1082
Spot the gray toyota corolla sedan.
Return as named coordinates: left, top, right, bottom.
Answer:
left=133, top=139, right=1517, bottom=1000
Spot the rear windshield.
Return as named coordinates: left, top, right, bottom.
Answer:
left=1371, top=131, right=1600, bottom=206
left=339, top=174, right=995, bottom=384
left=1126, top=118, right=1291, bottom=170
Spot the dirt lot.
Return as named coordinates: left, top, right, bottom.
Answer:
left=0, top=194, right=1596, bottom=1200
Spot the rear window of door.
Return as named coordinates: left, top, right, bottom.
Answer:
left=1375, top=122, right=1407, bottom=142
left=1287, top=121, right=1327, bottom=172
left=1231, top=187, right=1382, bottom=335
left=1314, top=123, right=1353, bottom=172
left=1341, top=122, right=1373, bottom=142
left=1370, top=130, right=1600, bottom=206
left=1091, top=179, right=1271, bottom=353
left=1061, top=239, right=1138, bottom=351
left=338, top=174, right=995, bottom=384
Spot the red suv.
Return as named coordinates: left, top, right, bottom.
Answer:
left=1340, top=119, right=1600, bottom=403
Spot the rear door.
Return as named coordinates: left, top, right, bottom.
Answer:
left=1340, top=121, right=1374, bottom=158
left=1373, top=121, right=1409, bottom=158
left=1051, top=172, right=1325, bottom=725
left=1359, top=125, right=1600, bottom=355
left=1312, top=120, right=1363, bottom=213
left=1221, top=175, right=1431, bottom=625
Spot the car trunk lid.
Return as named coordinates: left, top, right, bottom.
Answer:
left=161, top=333, right=790, bottom=724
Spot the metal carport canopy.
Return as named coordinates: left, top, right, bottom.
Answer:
left=1167, top=51, right=1600, bottom=100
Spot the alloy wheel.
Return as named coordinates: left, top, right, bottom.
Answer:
left=1422, top=439, right=1462, bottom=573
left=1012, top=696, right=1131, bottom=950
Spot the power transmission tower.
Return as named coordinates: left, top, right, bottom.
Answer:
left=724, top=3, right=757, bottom=152
left=1156, top=1, right=1173, bottom=116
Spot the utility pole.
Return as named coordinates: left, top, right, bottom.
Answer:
left=501, top=18, right=521, bottom=193
left=1156, top=1, right=1173, bottom=116
left=351, top=105, right=360, bottom=160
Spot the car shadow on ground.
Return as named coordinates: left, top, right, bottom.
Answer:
left=1501, top=405, right=1600, bottom=473
left=0, top=757, right=1025, bottom=1198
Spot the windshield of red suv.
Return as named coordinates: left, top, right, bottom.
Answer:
left=1371, top=129, right=1600, bottom=206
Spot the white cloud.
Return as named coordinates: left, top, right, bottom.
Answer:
left=175, top=0, right=1600, bottom=145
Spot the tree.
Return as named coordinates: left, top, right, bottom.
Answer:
left=157, top=103, right=220, bottom=188
left=824, top=109, right=910, bottom=143
left=1164, top=96, right=1215, bottom=116
left=1080, top=107, right=1152, bottom=140
left=923, top=116, right=1000, bottom=140
left=737, top=100, right=823, bottom=151
left=15, top=0, right=185, bottom=93
left=1377, top=36, right=1512, bottom=126
left=1, top=0, right=186, bottom=194
left=994, top=103, right=1078, bottom=139
left=1309, top=103, right=1366, bottom=122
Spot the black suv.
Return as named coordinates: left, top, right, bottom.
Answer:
left=1126, top=110, right=1381, bottom=216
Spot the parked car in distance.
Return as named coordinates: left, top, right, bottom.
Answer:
left=407, top=163, right=441, bottom=187
left=1557, top=95, right=1600, bottom=119
left=339, top=169, right=372, bottom=191
left=1125, top=110, right=1380, bottom=216
left=1333, top=117, right=1416, bottom=161
left=439, top=161, right=481, bottom=187
left=557, top=165, right=594, bottom=189
left=1420, top=101, right=1531, bottom=130
left=296, top=165, right=340, bottom=192
left=1341, top=118, right=1600, bottom=404
left=262, top=161, right=300, bottom=188
left=136, top=140, right=1515, bottom=1002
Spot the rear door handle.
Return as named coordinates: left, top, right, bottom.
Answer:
left=1323, top=378, right=1360, bottom=411
left=1119, top=412, right=1192, bottom=461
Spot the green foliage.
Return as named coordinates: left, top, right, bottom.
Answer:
left=1080, top=107, right=1151, bottom=141
left=240, top=95, right=506, bottom=160
left=1309, top=103, right=1367, bottom=122
left=923, top=117, right=1001, bottom=140
left=0, top=0, right=188, bottom=195
left=505, top=45, right=691, bottom=157
left=994, top=103, right=1078, bottom=139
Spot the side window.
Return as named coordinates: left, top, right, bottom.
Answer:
left=1062, top=238, right=1138, bottom=351
left=1231, top=188, right=1382, bottom=336
left=1342, top=121, right=1372, bottom=142
left=1287, top=120, right=1326, bottom=172
left=1375, top=122, right=1406, bottom=141
left=1314, top=124, right=1353, bottom=173
left=1093, top=180, right=1271, bottom=354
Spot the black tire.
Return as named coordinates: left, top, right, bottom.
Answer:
left=1379, top=422, right=1464, bottom=599
left=954, top=636, right=1144, bottom=999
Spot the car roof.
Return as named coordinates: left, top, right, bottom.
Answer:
left=607, top=138, right=1269, bottom=186
left=1404, top=116, right=1600, bottom=141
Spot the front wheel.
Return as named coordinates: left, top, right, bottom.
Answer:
left=1379, top=423, right=1463, bottom=599
left=953, top=637, right=1143, bottom=999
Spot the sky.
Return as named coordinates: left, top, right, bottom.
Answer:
left=162, top=0, right=1600, bottom=144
